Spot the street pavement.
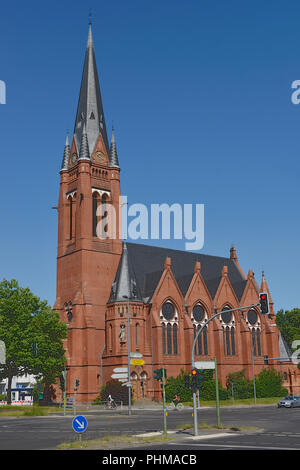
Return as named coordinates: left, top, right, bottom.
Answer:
left=0, top=404, right=300, bottom=451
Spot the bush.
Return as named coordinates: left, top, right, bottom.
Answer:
left=165, top=369, right=228, bottom=402
left=255, top=368, right=288, bottom=398
left=165, top=370, right=193, bottom=402
left=226, top=370, right=253, bottom=399
left=200, top=379, right=229, bottom=401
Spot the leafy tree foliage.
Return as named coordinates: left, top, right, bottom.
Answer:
left=255, top=368, right=288, bottom=398
left=165, top=369, right=228, bottom=402
left=276, top=308, right=300, bottom=350
left=226, top=370, right=253, bottom=399
left=0, top=279, right=67, bottom=404
left=165, top=369, right=192, bottom=402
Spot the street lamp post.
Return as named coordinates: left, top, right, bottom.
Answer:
left=191, top=302, right=261, bottom=436
left=123, top=295, right=132, bottom=415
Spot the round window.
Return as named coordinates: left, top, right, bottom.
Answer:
left=193, top=304, right=205, bottom=323
left=248, top=309, right=258, bottom=325
left=162, top=302, right=175, bottom=321
left=221, top=307, right=231, bottom=324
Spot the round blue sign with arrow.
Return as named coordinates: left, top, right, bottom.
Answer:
left=72, top=415, right=88, bottom=433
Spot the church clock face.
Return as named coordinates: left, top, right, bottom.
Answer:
left=96, top=151, right=106, bottom=163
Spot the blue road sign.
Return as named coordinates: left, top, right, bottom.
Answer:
left=72, top=415, right=88, bottom=433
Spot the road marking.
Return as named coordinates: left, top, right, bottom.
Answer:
left=169, top=442, right=299, bottom=450
left=187, top=433, right=235, bottom=440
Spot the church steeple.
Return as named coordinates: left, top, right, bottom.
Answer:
left=73, top=21, right=109, bottom=158
left=109, top=242, right=142, bottom=302
left=61, top=132, right=70, bottom=171
left=109, top=127, right=120, bottom=168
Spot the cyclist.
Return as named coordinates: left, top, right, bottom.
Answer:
left=107, top=394, right=115, bottom=408
left=174, top=394, right=180, bottom=407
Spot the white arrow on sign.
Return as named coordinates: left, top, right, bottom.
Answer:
left=129, top=352, right=143, bottom=358
left=113, top=367, right=128, bottom=373
left=118, top=378, right=128, bottom=383
left=122, top=382, right=132, bottom=387
left=75, top=419, right=85, bottom=429
left=111, top=373, right=128, bottom=379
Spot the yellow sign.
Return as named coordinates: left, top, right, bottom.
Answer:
left=130, top=358, right=145, bottom=365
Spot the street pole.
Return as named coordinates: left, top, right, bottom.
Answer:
left=215, top=357, right=221, bottom=427
left=192, top=387, right=198, bottom=436
left=63, top=363, right=66, bottom=416
left=127, top=300, right=132, bottom=416
left=191, top=302, right=259, bottom=436
left=162, top=368, right=167, bottom=435
left=73, top=380, right=77, bottom=417
left=252, top=341, right=257, bottom=405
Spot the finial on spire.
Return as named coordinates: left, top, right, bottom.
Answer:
left=87, top=14, right=93, bottom=48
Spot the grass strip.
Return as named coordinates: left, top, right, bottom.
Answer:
left=57, top=433, right=175, bottom=450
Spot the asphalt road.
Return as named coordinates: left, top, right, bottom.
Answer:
left=0, top=405, right=300, bottom=451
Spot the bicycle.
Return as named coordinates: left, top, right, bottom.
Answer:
left=167, top=401, right=183, bottom=411
left=105, top=400, right=117, bottom=409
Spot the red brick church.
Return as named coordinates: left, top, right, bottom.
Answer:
left=54, top=23, right=299, bottom=402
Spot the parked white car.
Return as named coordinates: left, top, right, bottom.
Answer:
left=277, top=396, right=300, bottom=408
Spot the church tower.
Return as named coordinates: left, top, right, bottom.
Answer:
left=54, top=22, right=122, bottom=402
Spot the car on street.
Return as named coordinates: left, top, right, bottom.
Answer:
left=277, top=395, right=300, bottom=408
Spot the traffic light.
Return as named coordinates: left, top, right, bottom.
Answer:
left=259, top=292, right=269, bottom=315
left=196, top=369, right=204, bottom=389
left=191, top=368, right=198, bottom=393
left=153, top=368, right=167, bottom=381
left=264, top=355, right=269, bottom=365
left=32, top=342, right=38, bottom=356
left=191, top=368, right=204, bottom=392
left=184, top=374, right=191, bottom=388
left=153, top=369, right=163, bottom=381
left=59, top=375, right=65, bottom=391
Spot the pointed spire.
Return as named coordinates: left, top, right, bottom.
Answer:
left=109, top=242, right=142, bottom=302
left=260, top=271, right=273, bottom=304
left=78, top=121, right=90, bottom=161
left=109, top=126, right=120, bottom=167
left=61, top=133, right=70, bottom=171
left=87, top=13, right=93, bottom=47
left=73, top=22, right=109, bottom=157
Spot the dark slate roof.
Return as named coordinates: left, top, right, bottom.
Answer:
left=123, top=242, right=247, bottom=302
left=109, top=243, right=143, bottom=303
left=73, top=24, right=109, bottom=157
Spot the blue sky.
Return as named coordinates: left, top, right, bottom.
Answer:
left=0, top=0, right=299, bottom=311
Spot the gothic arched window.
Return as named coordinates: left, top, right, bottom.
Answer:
left=222, top=306, right=236, bottom=356
left=69, top=196, right=73, bottom=240
left=161, top=301, right=178, bottom=356
left=173, top=323, right=178, bottom=355
left=248, top=309, right=262, bottom=357
left=192, top=303, right=208, bottom=356
left=92, top=192, right=98, bottom=237
left=167, top=323, right=172, bottom=355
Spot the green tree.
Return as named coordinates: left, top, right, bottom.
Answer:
left=28, top=307, right=67, bottom=402
left=0, top=279, right=67, bottom=404
left=276, top=308, right=300, bottom=350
